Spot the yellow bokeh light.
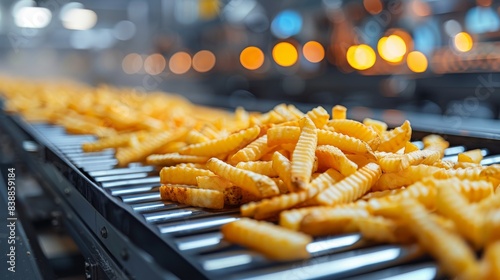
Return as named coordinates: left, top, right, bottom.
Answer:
left=454, top=32, right=473, bottom=52
left=240, top=46, right=265, bottom=70
left=406, top=51, right=428, bottom=73
left=346, top=44, right=376, bottom=70
left=302, top=41, right=325, bottom=63
left=169, top=52, right=192, bottom=74
left=272, top=42, right=298, bottom=67
left=378, top=35, right=407, bottom=63
left=192, top=50, right=216, bottom=73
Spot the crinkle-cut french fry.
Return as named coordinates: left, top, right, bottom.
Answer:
left=432, top=160, right=455, bottom=169
left=332, top=105, right=347, bottom=120
left=271, top=178, right=289, bottom=194
left=196, top=175, right=233, bottom=191
left=406, top=149, right=441, bottom=166
left=206, top=158, right=279, bottom=197
left=287, top=104, right=305, bottom=119
left=154, top=141, right=187, bottom=154
left=327, top=119, right=380, bottom=150
left=230, top=135, right=275, bottom=164
left=300, top=207, right=369, bottom=236
left=60, top=116, right=117, bottom=137
left=291, top=117, right=318, bottom=190
left=160, top=184, right=224, bottom=209
left=361, top=188, right=404, bottom=200
left=221, top=218, right=312, bottom=260
left=305, top=106, right=330, bottom=128
left=316, top=145, right=358, bottom=176
left=241, top=168, right=343, bottom=219
left=317, top=129, right=372, bottom=154
left=273, top=103, right=298, bottom=121
left=422, top=134, right=449, bottom=158
left=82, top=132, right=139, bottom=152
left=377, top=120, right=412, bottom=153
left=429, top=214, right=457, bottom=233
left=454, top=162, right=482, bottom=169
left=223, top=186, right=261, bottom=206
left=429, top=177, right=493, bottom=203
left=404, top=141, right=420, bottom=153
left=272, top=151, right=294, bottom=192
left=185, top=130, right=210, bottom=144
left=376, top=152, right=409, bottom=173
left=356, top=216, right=415, bottom=244
left=458, top=149, right=483, bottom=164
left=160, top=166, right=214, bottom=185
left=267, top=126, right=301, bottom=146
left=180, top=126, right=260, bottom=157
left=258, top=110, right=286, bottom=125
left=363, top=118, right=387, bottom=136
left=147, top=153, right=209, bottom=166
left=484, top=211, right=500, bottom=245
left=116, top=129, right=187, bottom=166
left=482, top=241, right=500, bottom=280
left=279, top=206, right=332, bottom=230
left=199, top=124, right=222, bottom=139
left=233, top=106, right=250, bottom=130
left=236, top=161, right=278, bottom=178
left=436, top=185, right=485, bottom=248
left=315, top=162, right=381, bottom=206
left=476, top=191, right=500, bottom=213
left=433, top=166, right=493, bottom=182
left=372, top=165, right=442, bottom=191
left=398, top=198, right=480, bottom=279
left=480, top=164, right=500, bottom=179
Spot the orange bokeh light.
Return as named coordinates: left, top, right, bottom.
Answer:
left=272, top=42, right=298, bottom=67
left=240, top=46, right=265, bottom=70
left=406, top=51, right=428, bottom=73
left=346, top=44, right=376, bottom=70
left=454, top=32, right=473, bottom=52
left=169, top=52, right=192, bottom=74
left=144, top=53, right=166, bottom=75
left=378, top=35, right=407, bottom=63
left=303, top=41, right=325, bottom=63
left=192, top=50, right=216, bottom=73
left=363, top=0, right=383, bottom=15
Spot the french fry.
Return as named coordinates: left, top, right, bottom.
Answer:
left=315, top=162, right=381, bottom=206
left=272, top=151, right=295, bottom=192
left=287, top=104, right=304, bottom=119
left=423, top=134, right=449, bottom=157
left=404, top=141, right=420, bottom=153
left=355, top=216, right=415, bottom=244
left=185, top=130, right=210, bottom=144
left=236, top=161, right=278, bottom=178
left=305, top=106, right=330, bottom=128
left=160, top=184, right=224, bottom=209
left=291, top=117, right=318, bottom=190
left=196, top=175, right=233, bottom=191
left=230, top=135, right=275, bottom=164
left=326, top=119, right=380, bottom=150
left=406, top=149, right=441, bottom=166
left=223, top=186, right=261, bottom=206
left=180, top=126, right=260, bottom=157
left=300, top=207, right=369, bottom=236
left=316, top=145, right=358, bottom=176
left=332, top=105, right=347, bottom=120
left=376, top=152, right=409, bottom=173
left=206, top=158, right=279, bottom=197
left=82, top=132, right=143, bottom=152
left=221, top=218, right=312, bottom=261
left=241, top=168, right=344, bottom=219
left=377, top=120, right=412, bottom=153
left=372, top=165, right=441, bottom=191
left=147, top=153, right=209, bottom=166
left=160, top=166, right=214, bottom=185
left=363, top=118, right=387, bottom=136
left=481, top=241, right=500, bottom=280
left=273, top=103, right=298, bottom=121
left=458, top=149, right=484, bottom=164
left=267, top=126, right=301, bottom=146
left=317, top=130, right=372, bottom=154
left=397, top=198, right=480, bottom=279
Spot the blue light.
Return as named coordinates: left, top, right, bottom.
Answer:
left=465, top=7, right=500, bottom=34
left=271, top=10, right=302, bottom=39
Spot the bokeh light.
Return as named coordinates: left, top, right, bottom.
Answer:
left=302, top=41, right=325, bottom=63
left=144, top=53, right=166, bottom=75
left=169, top=52, right=192, bottom=74
left=363, top=0, right=383, bottom=15
left=378, top=35, right=407, bottom=63
left=271, top=10, right=302, bottom=39
left=454, top=32, right=473, bottom=52
left=406, top=51, right=428, bottom=73
left=346, top=44, right=376, bottom=70
left=192, top=50, right=216, bottom=73
left=272, top=42, right=298, bottom=67
left=122, top=53, right=143, bottom=74
left=240, top=46, right=265, bottom=70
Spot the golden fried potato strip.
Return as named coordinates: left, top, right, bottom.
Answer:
left=221, top=218, right=312, bottom=261
left=316, top=145, right=358, bottom=176
left=206, top=158, right=279, bottom=197
left=159, top=166, right=214, bottom=185
left=230, top=135, right=275, bottom=164
left=291, top=117, right=318, bottom=190
left=160, top=184, right=224, bottom=209
left=327, top=119, right=380, bottom=150
left=147, top=153, right=209, bottom=166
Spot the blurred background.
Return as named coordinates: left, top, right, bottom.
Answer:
left=1, top=0, right=500, bottom=122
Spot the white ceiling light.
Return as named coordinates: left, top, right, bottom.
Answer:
left=14, top=6, right=52, bottom=28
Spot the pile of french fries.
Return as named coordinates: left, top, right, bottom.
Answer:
left=1, top=77, right=499, bottom=279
